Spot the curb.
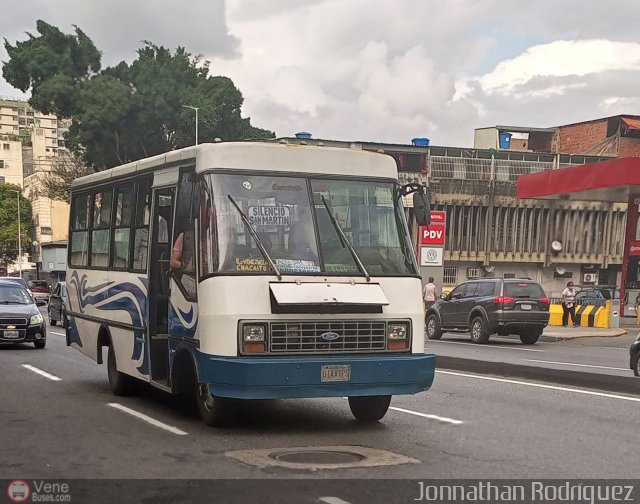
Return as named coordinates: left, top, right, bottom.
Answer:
left=541, top=328, right=628, bottom=342
left=436, top=355, right=640, bottom=396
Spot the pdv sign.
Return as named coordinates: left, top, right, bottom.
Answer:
left=419, top=211, right=446, bottom=246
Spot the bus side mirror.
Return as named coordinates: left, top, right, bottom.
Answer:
left=413, top=192, right=431, bottom=226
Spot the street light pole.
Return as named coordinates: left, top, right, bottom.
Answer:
left=182, top=105, right=199, bottom=146
left=10, top=189, right=22, bottom=277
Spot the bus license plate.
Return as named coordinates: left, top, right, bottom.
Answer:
left=3, top=330, right=19, bottom=339
left=321, top=365, right=351, bottom=383
left=521, top=304, right=532, bottom=310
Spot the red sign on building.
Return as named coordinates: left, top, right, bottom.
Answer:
left=419, top=211, right=446, bottom=246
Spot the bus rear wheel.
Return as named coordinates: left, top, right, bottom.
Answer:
left=107, top=343, right=136, bottom=396
left=348, top=395, right=391, bottom=422
left=196, top=384, right=238, bottom=428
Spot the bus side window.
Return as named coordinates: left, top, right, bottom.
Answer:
left=132, top=178, right=152, bottom=271
left=199, top=185, right=218, bottom=275
left=172, top=169, right=198, bottom=299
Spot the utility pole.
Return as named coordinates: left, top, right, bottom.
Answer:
left=10, top=189, right=22, bottom=277
left=182, top=105, right=199, bottom=146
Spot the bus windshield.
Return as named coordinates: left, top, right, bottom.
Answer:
left=202, top=173, right=417, bottom=276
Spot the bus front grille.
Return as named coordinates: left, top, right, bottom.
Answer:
left=269, top=320, right=387, bottom=354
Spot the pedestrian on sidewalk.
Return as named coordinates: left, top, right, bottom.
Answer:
left=423, top=277, right=437, bottom=311
left=561, top=281, right=579, bottom=327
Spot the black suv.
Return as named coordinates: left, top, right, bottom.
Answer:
left=426, top=278, right=550, bottom=344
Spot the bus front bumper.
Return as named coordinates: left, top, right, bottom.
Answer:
left=195, top=352, right=436, bottom=400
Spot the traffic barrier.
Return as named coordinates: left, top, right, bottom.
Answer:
left=548, top=300, right=610, bottom=328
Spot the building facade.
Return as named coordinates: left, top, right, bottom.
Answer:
left=0, top=98, right=72, bottom=274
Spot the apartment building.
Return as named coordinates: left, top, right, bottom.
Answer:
left=0, top=98, right=72, bottom=270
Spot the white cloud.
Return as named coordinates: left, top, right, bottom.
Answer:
left=474, top=40, right=640, bottom=95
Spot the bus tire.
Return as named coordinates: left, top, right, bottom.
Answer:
left=107, top=343, right=135, bottom=396
left=348, top=395, right=391, bottom=422
left=196, top=384, right=238, bottom=428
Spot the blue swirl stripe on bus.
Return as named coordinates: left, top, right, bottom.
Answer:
left=169, top=302, right=198, bottom=339
left=67, top=272, right=150, bottom=374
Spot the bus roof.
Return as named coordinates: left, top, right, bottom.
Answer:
left=71, top=142, right=399, bottom=189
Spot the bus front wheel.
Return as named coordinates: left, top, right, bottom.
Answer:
left=348, top=395, right=391, bottom=422
left=196, top=384, right=238, bottom=428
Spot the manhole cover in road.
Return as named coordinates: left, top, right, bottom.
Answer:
left=226, top=445, right=418, bottom=471
left=271, top=450, right=365, bottom=465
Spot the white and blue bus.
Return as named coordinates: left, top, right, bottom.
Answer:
left=66, top=141, right=435, bottom=426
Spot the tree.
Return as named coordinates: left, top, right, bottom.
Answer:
left=40, top=153, right=93, bottom=202
left=0, top=184, right=33, bottom=265
left=3, top=22, right=274, bottom=170
left=2, top=20, right=101, bottom=118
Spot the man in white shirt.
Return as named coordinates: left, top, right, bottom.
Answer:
left=423, top=277, right=437, bottom=310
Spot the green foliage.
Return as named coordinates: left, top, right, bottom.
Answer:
left=0, top=184, right=33, bottom=264
left=3, top=21, right=275, bottom=170
left=3, top=20, right=101, bottom=117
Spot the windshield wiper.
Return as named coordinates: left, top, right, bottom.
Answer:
left=321, top=195, right=370, bottom=282
left=227, top=195, right=282, bottom=281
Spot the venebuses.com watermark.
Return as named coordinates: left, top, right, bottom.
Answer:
left=7, top=480, right=71, bottom=503
left=415, top=481, right=636, bottom=503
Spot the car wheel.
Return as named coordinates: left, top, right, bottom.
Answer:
left=196, top=383, right=238, bottom=428
left=107, top=342, right=136, bottom=396
left=519, top=330, right=542, bottom=345
left=633, top=354, right=640, bottom=377
left=34, top=339, right=46, bottom=349
left=426, top=314, right=443, bottom=340
left=348, top=395, right=391, bottom=422
left=469, top=316, right=490, bottom=344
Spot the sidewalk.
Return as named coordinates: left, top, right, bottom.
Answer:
left=542, top=325, right=628, bottom=342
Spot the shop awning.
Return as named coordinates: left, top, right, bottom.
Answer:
left=517, top=157, right=640, bottom=202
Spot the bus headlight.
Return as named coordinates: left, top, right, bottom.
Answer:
left=387, top=322, right=410, bottom=351
left=388, top=323, right=408, bottom=340
left=241, top=324, right=268, bottom=354
left=30, top=313, right=44, bottom=325
left=243, top=324, right=266, bottom=342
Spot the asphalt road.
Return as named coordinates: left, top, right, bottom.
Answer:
left=1, top=314, right=640, bottom=502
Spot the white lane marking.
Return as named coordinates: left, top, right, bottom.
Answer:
left=437, top=370, right=640, bottom=403
left=341, top=397, right=463, bottom=425
left=525, top=359, right=630, bottom=371
left=107, top=403, right=188, bottom=436
left=319, top=498, right=353, bottom=504
left=429, top=340, right=544, bottom=352
left=389, top=406, right=464, bottom=425
left=22, top=364, right=62, bottom=381
left=49, top=331, right=65, bottom=337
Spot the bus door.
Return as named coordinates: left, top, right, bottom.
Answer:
left=148, top=186, right=175, bottom=384
left=167, top=169, right=199, bottom=362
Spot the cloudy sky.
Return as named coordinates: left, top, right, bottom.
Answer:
left=2, top=0, right=640, bottom=147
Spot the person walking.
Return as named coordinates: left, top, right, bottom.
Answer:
left=423, top=277, right=437, bottom=311
left=561, top=281, right=578, bottom=327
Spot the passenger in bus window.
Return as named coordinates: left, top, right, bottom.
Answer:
left=170, top=231, right=194, bottom=272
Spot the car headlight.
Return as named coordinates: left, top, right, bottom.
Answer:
left=242, top=324, right=266, bottom=342
left=30, top=313, right=44, bottom=325
left=388, top=323, right=409, bottom=340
